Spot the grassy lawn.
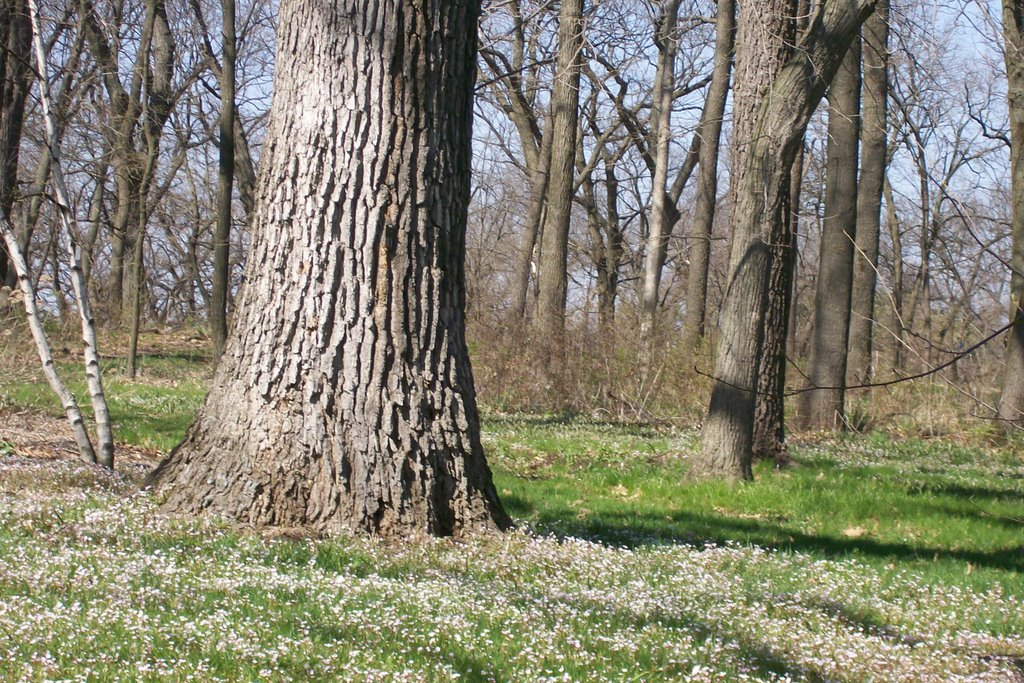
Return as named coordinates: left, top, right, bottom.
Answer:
left=1, top=333, right=1022, bottom=681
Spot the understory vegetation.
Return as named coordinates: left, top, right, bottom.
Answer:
left=1, top=330, right=1022, bottom=681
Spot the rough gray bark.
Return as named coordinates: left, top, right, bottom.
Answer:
left=699, top=0, right=797, bottom=474
left=29, top=0, right=115, bottom=468
left=847, top=0, right=889, bottom=385
left=798, top=37, right=861, bottom=430
left=999, top=0, right=1024, bottom=425
left=210, top=0, right=236, bottom=360
left=750, top=0, right=810, bottom=465
left=752, top=147, right=803, bottom=464
left=534, top=0, right=585, bottom=342
left=695, top=0, right=875, bottom=479
left=681, top=0, right=735, bottom=347
left=146, top=0, right=510, bottom=537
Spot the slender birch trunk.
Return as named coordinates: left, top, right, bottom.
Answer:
left=1, top=217, right=97, bottom=463
left=28, top=0, right=114, bottom=468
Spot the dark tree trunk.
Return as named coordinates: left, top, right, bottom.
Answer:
left=0, top=0, right=31, bottom=287
left=847, top=0, right=889, bottom=385
left=146, top=0, right=510, bottom=537
left=999, top=0, right=1024, bottom=425
left=695, top=0, right=875, bottom=479
left=681, top=0, right=734, bottom=348
left=534, top=0, right=584, bottom=343
left=210, top=0, right=236, bottom=360
left=695, top=0, right=797, bottom=478
left=751, top=0, right=811, bottom=465
left=752, top=148, right=803, bottom=464
left=798, top=38, right=861, bottom=430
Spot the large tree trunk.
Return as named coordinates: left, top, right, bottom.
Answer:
left=750, top=0, right=811, bottom=465
left=999, top=0, right=1024, bottom=425
left=534, top=0, right=584, bottom=343
left=210, top=0, right=236, bottom=360
left=695, top=0, right=875, bottom=479
left=847, top=0, right=890, bottom=385
left=798, top=38, right=861, bottom=430
left=694, top=0, right=797, bottom=477
left=146, top=0, right=510, bottom=537
left=681, top=0, right=735, bottom=347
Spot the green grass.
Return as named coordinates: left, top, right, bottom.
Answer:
left=3, top=356, right=1022, bottom=595
left=0, top=350, right=208, bottom=451
left=482, top=416, right=1024, bottom=597
left=2, top=338, right=1023, bottom=680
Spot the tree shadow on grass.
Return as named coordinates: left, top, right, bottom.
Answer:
left=522, top=507, right=1024, bottom=574
left=908, top=481, right=1024, bottom=502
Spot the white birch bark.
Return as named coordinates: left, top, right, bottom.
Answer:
left=28, top=0, right=114, bottom=468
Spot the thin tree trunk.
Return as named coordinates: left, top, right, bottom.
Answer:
left=28, top=0, right=114, bottom=467
left=210, top=0, right=236, bottom=360
left=2, top=217, right=97, bottom=463
left=695, top=0, right=875, bottom=479
left=752, top=145, right=803, bottom=464
left=145, top=0, right=509, bottom=537
left=682, top=0, right=734, bottom=347
left=534, top=0, right=585, bottom=344
left=884, top=176, right=905, bottom=372
left=640, top=0, right=682, bottom=353
left=848, top=0, right=889, bottom=385
left=81, top=152, right=109, bottom=289
left=0, top=0, right=31, bottom=288
left=999, top=0, right=1024, bottom=425
left=127, top=0, right=174, bottom=376
left=511, top=129, right=552, bottom=321
left=798, top=37, right=861, bottom=430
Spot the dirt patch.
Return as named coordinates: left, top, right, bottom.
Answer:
left=0, top=408, right=162, bottom=468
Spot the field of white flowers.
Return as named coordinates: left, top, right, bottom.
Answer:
left=1, top=451, right=1022, bottom=682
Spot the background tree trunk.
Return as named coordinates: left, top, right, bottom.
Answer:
left=146, top=0, right=510, bottom=537
left=695, top=0, right=875, bottom=479
left=751, top=0, right=811, bottom=464
left=798, top=38, right=861, bottom=430
left=639, top=0, right=682, bottom=354
left=752, top=148, right=803, bottom=464
left=534, top=0, right=585, bottom=344
left=0, top=0, right=31, bottom=288
left=210, top=0, right=236, bottom=360
left=999, top=0, right=1024, bottom=425
left=848, top=0, right=890, bottom=385
left=694, top=0, right=798, bottom=478
left=681, top=0, right=735, bottom=348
